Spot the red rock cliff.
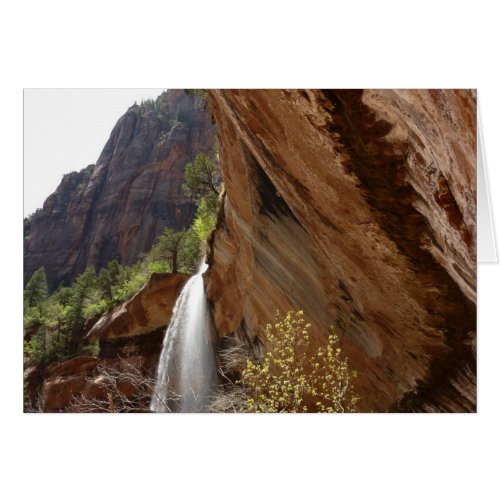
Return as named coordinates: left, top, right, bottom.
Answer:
left=24, top=89, right=216, bottom=290
left=205, top=89, right=476, bottom=412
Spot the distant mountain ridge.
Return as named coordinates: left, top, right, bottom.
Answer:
left=24, top=89, right=216, bottom=290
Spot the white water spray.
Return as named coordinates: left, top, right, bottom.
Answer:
left=150, top=262, right=217, bottom=412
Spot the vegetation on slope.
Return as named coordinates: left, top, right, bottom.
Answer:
left=23, top=151, right=223, bottom=368
left=211, top=311, right=359, bottom=413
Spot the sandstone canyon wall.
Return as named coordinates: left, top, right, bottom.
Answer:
left=205, top=89, right=476, bottom=412
left=24, top=89, right=216, bottom=290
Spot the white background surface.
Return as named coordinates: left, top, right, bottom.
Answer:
left=2, top=1, right=499, bottom=499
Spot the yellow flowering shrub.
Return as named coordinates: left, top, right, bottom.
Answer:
left=240, top=310, right=359, bottom=413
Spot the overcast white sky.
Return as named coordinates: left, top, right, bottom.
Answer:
left=23, top=88, right=166, bottom=216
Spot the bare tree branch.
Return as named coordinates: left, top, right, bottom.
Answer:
left=68, top=359, right=180, bottom=413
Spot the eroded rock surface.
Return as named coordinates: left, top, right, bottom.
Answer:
left=24, top=89, right=216, bottom=290
left=205, top=89, right=476, bottom=412
left=86, top=272, right=187, bottom=341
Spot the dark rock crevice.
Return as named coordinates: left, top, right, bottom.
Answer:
left=320, top=90, right=476, bottom=411
left=206, top=89, right=476, bottom=412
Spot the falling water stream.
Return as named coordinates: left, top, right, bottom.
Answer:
left=150, top=262, right=217, bottom=412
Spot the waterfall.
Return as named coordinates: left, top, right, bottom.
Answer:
left=150, top=262, right=218, bottom=413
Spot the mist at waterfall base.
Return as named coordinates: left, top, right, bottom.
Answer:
left=150, top=262, right=218, bottom=413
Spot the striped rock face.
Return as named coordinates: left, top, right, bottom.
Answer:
left=205, top=89, right=476, bottom=412
left=24, top=90, right=216, bottom=291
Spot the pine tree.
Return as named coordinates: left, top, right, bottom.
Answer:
left=148, top=228, right=186, bottom=274
left=66, top=267, right=98, bottom=353
left=24, top=267, right=48, bottom=308
left=182, top=152, right=220, bottom=201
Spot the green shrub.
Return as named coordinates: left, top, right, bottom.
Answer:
left=113, top=271, right=148, bottom=302
left=182, top=152, right=220, bottom=200
left=83, top=299, right=109, bottom=319
left=24, top=267, right=48, bottom=308
left=240, top=311, right=359, bottom=413
left=147, top=260, right=171, bottom=274
left=23, top=326, right=70, bottom=365
left=193, top=197, right=217, bottom=243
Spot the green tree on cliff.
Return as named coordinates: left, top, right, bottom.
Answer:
left=24, top=267, right=48, bottom=308
left=182, top=151, right=223, bottom=252
left=65, top=267, right=98, bottom=352
left=184, top=89, right=208, bottom=100
left=177, top=227, right=202, bottom=273
left=193, top=197, right=217, bottom=243
left=148, top=228, right=197, bottom=274
left=97, top=259, right=123, bottom=302
left=183, top=152, right=220, bottom=202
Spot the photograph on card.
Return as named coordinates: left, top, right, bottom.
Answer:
left=23, top=89, right=476, bottom=413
